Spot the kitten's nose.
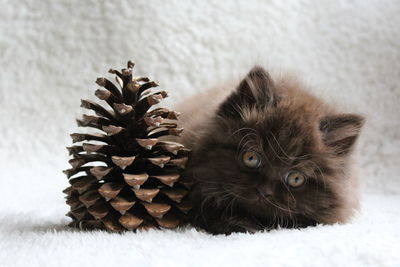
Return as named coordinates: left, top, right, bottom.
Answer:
left=257, top=186, right=273, bottom=197
left=264, top=187, right=273, bottom=197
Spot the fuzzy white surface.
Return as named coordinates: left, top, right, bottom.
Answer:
left=0, top=0, right=399, bottom=266
left=0, top=194, right=399, bottom=267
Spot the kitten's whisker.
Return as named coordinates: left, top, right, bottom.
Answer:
left=308, top=160, right=327, bottom=192
left=278, top=214, right=282, bottom=228
left=199, top=195, right=213, bottom=229
left=310, top=168, right=321, bottom=203
left=237, top=133, right=259, bottom=155
left=282, top=179, right=296, bottom=204
left=286, top=198, right=293, bottom=220
left=266, top=131, right=310, bottom=168
left=242, top=137, right=260, bottom=148
left=230, top=198, right=236, bottom=217
left=220, top=194, right=235, bottom=216
left=224, top=189, right=251, bottom=201
left=226, top=197, right=236, bottom=217
left=239, top=138, right=260, bottom=155
left=265, top=132, right=291, bottom=165
left=229, top=127, right=258, bottom=139
left=258, top=192, right=293, bottom=213
left=273, top=209, right=278, bottom=228
left=251, top=215, right=267, bottom=230
left=269, top=131, right=297, bottom=161
left=237, top=133, right=253, bottom=149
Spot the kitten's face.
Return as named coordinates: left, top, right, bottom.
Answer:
left=188, top=67, right=364, bottom=227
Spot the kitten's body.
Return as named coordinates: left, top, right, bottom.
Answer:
left=174, top=68, right=364, bottom=234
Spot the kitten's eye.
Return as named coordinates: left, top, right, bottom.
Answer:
left=242, top=151, right=261, bottom=168
left=285, top=171, right=306, bottom=188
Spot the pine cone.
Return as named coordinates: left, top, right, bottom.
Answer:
left=63, top=61, right=192, bottom=232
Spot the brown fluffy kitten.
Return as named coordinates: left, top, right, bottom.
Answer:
left=175, top=66, right=364, bottom=235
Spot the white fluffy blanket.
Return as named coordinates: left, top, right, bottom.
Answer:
left=1, top=0, right=399, bottom=266
left=0, top=195, right=399, bottom=267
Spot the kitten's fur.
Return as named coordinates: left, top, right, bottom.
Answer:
left=175, top=66, right=364, bottom=235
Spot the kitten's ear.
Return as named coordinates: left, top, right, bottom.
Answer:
left=218, top=66, right=276, bottom=118
left=236, top=66, right=276, bottom=105
left=320, top=114, right=365, bottom=155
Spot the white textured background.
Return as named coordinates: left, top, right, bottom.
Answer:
left=1, top=0, right=399, bottom=266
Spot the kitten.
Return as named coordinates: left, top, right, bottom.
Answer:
left=175, top=66, right=365, bottom=235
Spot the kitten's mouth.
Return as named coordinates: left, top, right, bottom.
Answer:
left=258, top=193, right=273, bottom=201
left=237, top=193, right=273, bottom=208
left=254, top=190, right=275, bottom=204
left=254, top=194, right=292, bottom=212
left=225, top=189, right=288, bottom=214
